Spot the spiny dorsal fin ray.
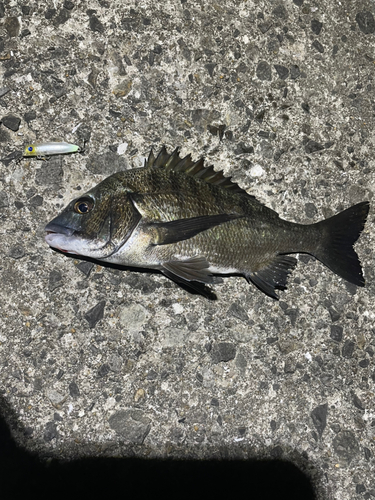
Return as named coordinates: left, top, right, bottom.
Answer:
left=148, top=146, right=248, bottom=195
left=154, top=146, right=171, bottom=167
left=145, top=149, right=156, bottom=168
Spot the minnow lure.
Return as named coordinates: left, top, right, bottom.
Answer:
left=23, top=142, right=80, bottom=158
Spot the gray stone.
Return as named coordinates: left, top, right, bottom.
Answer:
left=332, top=430, right=359, bottom=465
left=353, top=393, right=365, bottom=410
left=108, top=409, right=151, bottom=444
left=256, top=61, right=272, bottom=81
left=1, top=114, right=21, bottom=131
left=274, top=64, right=289, bottom=80
left=330, top=325, right=343, bottom=342
left=76, top=124, right=91, bottom=143
left=272, top=5, right=288, bottom=19
left=45, top=9, right=56, bottom=20
left=49, top=270, right=63, bottom=291
left=304, top=202, right=317, bottom=218
left=84, top=301, right=106, bottom=328
left=119, top=303, right=148, bottom=330
left=284, top=358, right=296, bottom=373
left=235, top=353, right=247, bottom=370
left=312, top=40, right=324, bottom=53
left=108, top=354, right=123, bottom=373
left=29, top=195, right=43, bottom=207
left=356, top=11, right=375, bottom=34
left=228, top=302, right=249, bottom=322
left=305, top=140, right=325, bottom=153
left=44, top=422, right=59, bottom=441
left=64, top=1, right=75, bottom=10
left=290, top=65, right=301, bottom=79
left=4, top=17, right=20, bottom=37
left=8, top=245, right=25, bottom=259
left=69, top=381, right=80, bottom=398
left=45, top=388, right=66, bottom=408
left=311, top=403, right=328, bottom=438
left=1, top=151, right=22, bottom=166
left=89, top=14, right=104, bottom=33
left=342, top=340, right=355, bottom=358
left=205, top=63, right=216, bottom=77
left=311, top=20, right=323, bottom=35
left=0, top=191, right=8, bottom=208
left=211, top=342, right=236, bottom=363
left=98, top=363, right=110, bottom=377
left=0, top=87, right=10, bottom=98
left=53, top=8, right=70, bottom=27
left=76, top=261, right=94, bottom=276
left=24, top=110, right=36, bottom=123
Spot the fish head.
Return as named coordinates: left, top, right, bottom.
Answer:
left=44, top=175, right=141, bottom=259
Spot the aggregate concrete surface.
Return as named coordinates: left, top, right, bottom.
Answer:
left=0, top=0, right=375, bottom=498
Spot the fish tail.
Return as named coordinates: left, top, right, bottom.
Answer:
left=312, top=201, right=369, bottom=286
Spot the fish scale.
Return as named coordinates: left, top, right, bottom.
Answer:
left=44, top=146, right=369, bottom=299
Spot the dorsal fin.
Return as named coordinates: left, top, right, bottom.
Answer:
left=146, top=146, right=248, bottom=195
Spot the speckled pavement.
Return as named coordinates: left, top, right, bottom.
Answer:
left=1, top=1, right=374, bottom=498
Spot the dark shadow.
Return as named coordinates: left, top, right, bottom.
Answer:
left=0, top=396, right=319, bottom=499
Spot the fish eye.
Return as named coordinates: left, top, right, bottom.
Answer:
left=28, top=146, right=33, bottom=152
left=74, top=198, right=94, bottom=214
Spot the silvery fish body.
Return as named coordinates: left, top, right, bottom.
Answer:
left=45, top=147, right=369, bottom=298
left=24, top=142, right=80, bottom=157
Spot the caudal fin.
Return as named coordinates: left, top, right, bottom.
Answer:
left=313, top=201, right=369, bottom=286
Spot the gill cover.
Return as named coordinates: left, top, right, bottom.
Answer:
left=45, top=178, right=142, bottom=258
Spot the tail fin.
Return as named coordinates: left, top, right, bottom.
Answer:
left=313, top=202, right=369, bottom=286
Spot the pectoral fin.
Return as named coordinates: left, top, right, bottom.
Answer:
left=151, top=213, right=241, bottom=245
left=162, top=256, right=213, bottom=283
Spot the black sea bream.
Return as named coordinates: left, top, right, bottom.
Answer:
left=45, top=147, right=369, bottom=298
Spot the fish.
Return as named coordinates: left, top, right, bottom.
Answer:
left=24, top=142, right=80, bottom=158
left=44, top=146, right=369, bottom=299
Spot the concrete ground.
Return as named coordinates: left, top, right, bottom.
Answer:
left=1, top=1, right=375, bottom=498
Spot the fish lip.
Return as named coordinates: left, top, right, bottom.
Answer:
left=44, top=222, right=75, bottom=237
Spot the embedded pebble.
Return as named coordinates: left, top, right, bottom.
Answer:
left=0, top=191, right=8, bottom=208
left=8, top=245, right=25, bottom=259
left=119, top=303, right=148, bottom=331
left=311, top=403, right=328, bottom=438
left=1, top=114, right=21, bottom=131
left=250, top=164, right=265, bottom=177
left=108, top=409, right=151, bottom=444
left=84, top=301, right=106, bottom=328
left=356, top=11, right=375, bottom=34
left=45, top=388, right=67, bottom=408
left=332, top=430, right=359, bottom=465
left=211, top=343, right=236, bottom=363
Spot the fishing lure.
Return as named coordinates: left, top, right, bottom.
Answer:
left=23, top=142, right=80, bottom=158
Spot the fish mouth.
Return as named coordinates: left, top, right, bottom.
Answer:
left=45, top=222, right=75, bottom=237
left=45, top=222, right=77, bottom=253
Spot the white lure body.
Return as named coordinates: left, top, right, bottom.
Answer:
left=24, top=142, right=80, bottom=157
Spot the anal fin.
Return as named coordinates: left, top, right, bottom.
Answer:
left=246, top=255, right=297, bottom=299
